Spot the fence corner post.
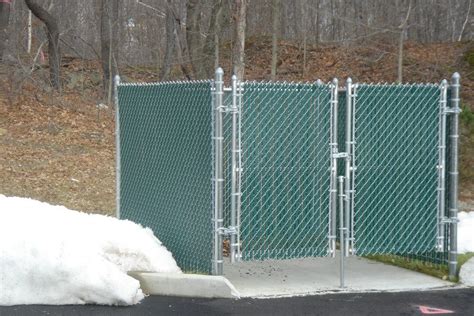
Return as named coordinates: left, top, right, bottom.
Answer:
left=448, top=72, right=460, bottom=281
left=213, top=67, right=224, bottom=275
left=114, top=75, right=121, bottom=219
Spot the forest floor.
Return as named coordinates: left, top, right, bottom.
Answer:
left=0, top=38, right=473, bottom=215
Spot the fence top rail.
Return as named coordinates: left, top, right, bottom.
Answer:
left=117, top=79, right=212, bottom=87
left=356, top=82, right=441, bottom=88
left=243, top=80, right=330, bottom=86
left=116, top=78, right=450, bottom=88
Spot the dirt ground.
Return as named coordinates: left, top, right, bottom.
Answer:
left=0, top=39, right=473, bottom=214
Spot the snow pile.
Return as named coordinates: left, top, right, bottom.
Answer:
left=458, top=211, right=474, bottom=253
left=459, top=257, right=474, bottom=286
left=0, top=195, right=181, bottom=306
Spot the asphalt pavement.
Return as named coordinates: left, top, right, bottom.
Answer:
left=1, top=288, right=473, bottom=316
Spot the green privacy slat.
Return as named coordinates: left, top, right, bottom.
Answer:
left=118, top=82, right=213, bottom=274
left=354, top=84, right=441, bottom=256
left=239, top=82, right=332, bottom=261
left=117, top=78, right=450, bottom=272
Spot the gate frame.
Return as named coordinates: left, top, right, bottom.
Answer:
left=212, top=68, right=243, bottom=275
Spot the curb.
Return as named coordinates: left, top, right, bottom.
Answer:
left=128, top=272, right=240, bottom=299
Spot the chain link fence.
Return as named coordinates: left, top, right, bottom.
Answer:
left=115, top=71, right=459, bottom=280
left=117, top=81, right=214, bottom=274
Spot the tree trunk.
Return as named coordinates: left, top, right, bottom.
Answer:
left=0, top=0, right=11, bottom=62
left=174, top=24, right=193, bottom=80
left=203, top=0, right=223, bottom=78
left=232, top=0, right=247, bottom=80
left=186, top=0, right=205, bottom=78
left=100, top=0, right=119, bottom=102
left=24, top=0, right=61, bottom=90
left=397, top=0, right=412, bottom=83
left=270, top=0, right=280, bottom=80
left=160, top=0, right=177, bottom=80
left=458, top=0, right=472, bottom=41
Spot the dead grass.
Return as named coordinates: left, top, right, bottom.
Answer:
left=0, top=40, right=473, bottom=214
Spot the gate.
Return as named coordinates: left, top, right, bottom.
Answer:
left=239, top=82, right=331, bottom=261
left=354, top=84, right=441, bottom=256
left=115, top=70, right=460, bottom=283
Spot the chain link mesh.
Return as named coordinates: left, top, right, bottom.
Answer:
left=238, top=82, right=332, bottom=260
left=354, top=84, right=442, bottom=258
left=116, top=78, right=452, bottom=273
left=118, top=81, right=213, bottom=274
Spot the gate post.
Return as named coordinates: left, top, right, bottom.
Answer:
left=448, top=73, right=460, bottom=280
left=437, top=79, right=448, bottom=251
left=329, top=78, right=339, bottom=257
left=213, top=68, right=225, bottom=275
left=344, top=78, right=353, bottom=257
left=230, top=74, right=242, bottom=263
left=114, top=75, right=121, bottom=219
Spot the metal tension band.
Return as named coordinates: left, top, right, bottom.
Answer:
left=332, top=152, right=348, bottom=159
left=218, top=226, right=238, bottom=236
left=441, top=217, right=459, bottom=224
left=444, top=108, right=461, bottom=114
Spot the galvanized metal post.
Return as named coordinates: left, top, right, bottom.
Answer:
left=350, top=83, right=357, bottom=254
left=236, top=79, right=243, bottom=261
left=437, top=79, right=448, bottom=251
left=114, top=75, right=121, bottom=219
left=344, top=78, right=352, bottom=257
left=213, top=68, right=225, bottom=275
left=338, top=176, right=346, bottom=288
left=329, top=78, right=339, bottom=257
left=230, top=74, right=242, bottom=263
left=448, top=72, right=460, bottom=280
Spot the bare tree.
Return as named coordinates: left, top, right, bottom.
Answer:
left=186, top=0, right=206, bottom=78
left=203, top=0, right=223, bottom=77
left=232, top=0, right=247, bottom=79
left=160, top=0, right=177, bottom=80
left=397, top=0, right=412, bottom=83
left=458, top=0, right=472, bottom=41
left=24, top=0, right=61, bottom=90
left=0, top=0, right=11, bottom=62
left=270, top=0, right=280, bottom=80
left=100, top=0, right=119, bottom=103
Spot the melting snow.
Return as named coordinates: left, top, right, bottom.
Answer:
left=458, top=211, right=474, bottom=253
left=0, top=195, right=181, bottom=306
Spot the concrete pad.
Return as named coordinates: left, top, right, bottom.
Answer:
left=459, top=257, right=474, bottom=286
left=128, top=272, right=240, bottom=298
left=224, top=253, right=454, bottom=298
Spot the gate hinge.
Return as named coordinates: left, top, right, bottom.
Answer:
left=218, top=226, right=238, bottom=236
left=444, top=107, right=461, bottom=114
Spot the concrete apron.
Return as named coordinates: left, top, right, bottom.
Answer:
left=223, top=253, right=455, bottom=298
left=130, top=254, right=455, bottom=299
